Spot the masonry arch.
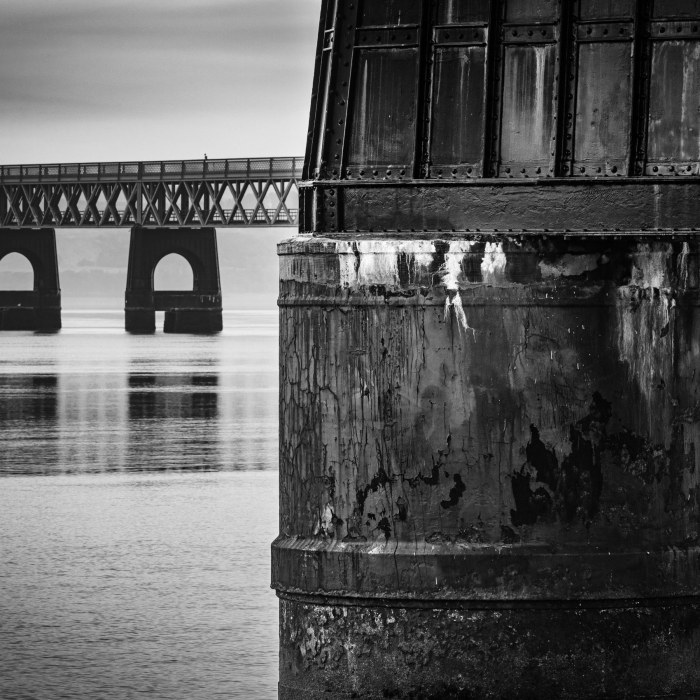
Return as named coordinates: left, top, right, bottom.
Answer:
left=0, top=230, right=61, bottom=331
left=0, top=251, right=38, bottom=290
left=153, top=252, right=197, bottom=291
left=125, top=227, right=222, bottom=334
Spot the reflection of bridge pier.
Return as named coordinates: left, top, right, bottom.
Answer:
left=0, top=228, right=61, bottom=331
left=125, top=227, right=223, bottom=334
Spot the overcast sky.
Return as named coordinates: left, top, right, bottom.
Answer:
left=0, top=0, right=321, bottom=164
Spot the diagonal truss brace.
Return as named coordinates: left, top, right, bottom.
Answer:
left=0, top=177, right=299, bottom=229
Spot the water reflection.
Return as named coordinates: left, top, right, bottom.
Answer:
left=0, top=375, right=58, bottom=421
left=0, top=311, right=281, bottom=700
left=0, top=310, right=279, bottom=475
left=126, top=371, right=222, bottom=471
left=0, top=375, right=60, bottom=474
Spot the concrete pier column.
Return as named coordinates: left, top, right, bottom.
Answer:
left=0, top=228, right=61, bottom=331
left=274, top=233, right=700, bottom=699
left=275, top=0, right=700, bottom=695
left=125, top=226, right=222, bottom=334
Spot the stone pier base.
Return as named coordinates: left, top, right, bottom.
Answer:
left=275, top=234, right=700, bottom=699
left=0, top=229, right=61, bottom=331
left=124, top=227, right=222, bottom=334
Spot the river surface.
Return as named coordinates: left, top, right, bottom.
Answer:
left=0, top=310, right=279, bottom=700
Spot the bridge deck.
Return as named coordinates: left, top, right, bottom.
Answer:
left=0, top=157, right=302, bottom=228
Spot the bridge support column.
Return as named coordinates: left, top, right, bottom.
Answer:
left=275, top=234, right=700, bottom=700
left=0, top=228, right=61, bottom=331
left=125, top=227, right=222, bottom=334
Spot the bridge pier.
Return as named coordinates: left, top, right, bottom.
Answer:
left=276, top=0, right=700, bottom=697
left=124, top=227, right=222, bottom=334
left=0, top=228, right=61, bottom=331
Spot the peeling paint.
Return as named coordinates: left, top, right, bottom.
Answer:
left=539, top=254, right=600, bottom=278
left=278, top=234, right=700, bottom=699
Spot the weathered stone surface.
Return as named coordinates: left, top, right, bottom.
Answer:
left=275, top=233, right=700, bottom=698
left=279, top=597, right=700, bottom=700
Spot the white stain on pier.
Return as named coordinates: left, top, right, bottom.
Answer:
left=481, top=242, right=507, bottom=282
left=630, top=244, right=668, bottom=290
left=336, top=240, right=437, bottom=288
left=441, top=241, right=475, bottom=335
left=615, top=247, right=675, bottom=433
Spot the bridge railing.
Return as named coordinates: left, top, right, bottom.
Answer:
left=0, top=157, right=303, bottom=183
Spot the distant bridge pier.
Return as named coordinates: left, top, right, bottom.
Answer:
left=125, top=227, right=222, bottom=334
left=0, top=228, right=61, bottom=331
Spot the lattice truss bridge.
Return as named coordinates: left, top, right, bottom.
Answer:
left=0, top=157, right=301, bottom=228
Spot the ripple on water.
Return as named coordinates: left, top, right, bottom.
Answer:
left=0, top=310, right=280, bottom=700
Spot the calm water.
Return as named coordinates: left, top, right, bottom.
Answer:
left=0, top=311, right=280, bottom=700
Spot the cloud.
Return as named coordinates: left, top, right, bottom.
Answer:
left=0, top=0, right=321, bottom=162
